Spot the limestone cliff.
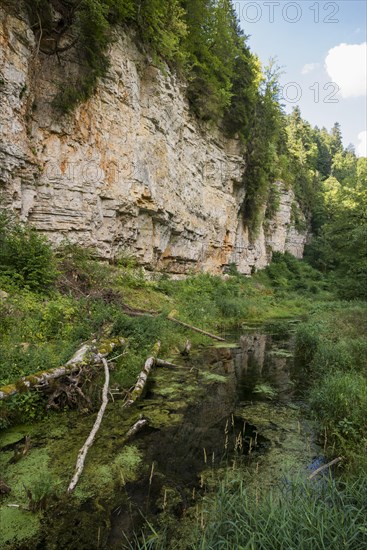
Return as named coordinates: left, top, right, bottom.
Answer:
left=0, top=5, right=307, bottom=275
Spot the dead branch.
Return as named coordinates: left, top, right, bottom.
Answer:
left=308, top=457, right=343, bottom=480
left=0, top=343, right=91, bottom=401
left=9, top=436, right=31, bottom=465
left=167, top=314, right=225, bottom=342
left=120, top=302, right=158, bottom=317
left=0, top=337, right=125, bottom=401
left=123, top=342, right=161, bottom=407
left=67, top=356, right=110, bottom=494
left=125, top=418, right=148, bottom=440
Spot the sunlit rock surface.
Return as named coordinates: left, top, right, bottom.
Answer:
left=0, top=6, right=307, bottom=274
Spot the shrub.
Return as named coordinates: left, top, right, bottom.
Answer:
left=0, top=211, right=57, bottom=292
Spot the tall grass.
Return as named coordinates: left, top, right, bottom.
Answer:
left=196, top=476, right=367, bottom=550
left=295, top=304, right=367, bottom=463
left=130, top=476, right=367, bottom=550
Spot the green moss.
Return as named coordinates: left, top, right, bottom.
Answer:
left=0, top=447, right=51, bottom=504
left=0, top=507, right=41, bottom=547
left=0, top=445, right=54, bottom=547
left=114, top=445, right=143, bottom=483
left=268, top=349, right=294, bottom=358
left=143, top=405, right=184, bottom=428
left=0, top=426, right=31, bottom=448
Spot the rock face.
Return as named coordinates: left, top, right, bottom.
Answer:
left=0, top=6, right=307, bottom=275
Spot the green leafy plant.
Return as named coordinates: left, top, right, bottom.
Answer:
left=0, top=210, right=57, bottom=293
left=253, top=383, right=277, bottom=399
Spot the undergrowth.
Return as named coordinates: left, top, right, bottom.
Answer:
left=295, top=304, right=367, bottom=466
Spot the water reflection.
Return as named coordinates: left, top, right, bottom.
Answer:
left=232, top=330, right=305, bottom=403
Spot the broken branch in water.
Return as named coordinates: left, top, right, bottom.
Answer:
left=125, top=418, right=148, bottom=440
left=67, top=356, right=110, bottom=494
left=123, top=342, right=161, bottom=407
left=167, top=313, right=225, bottom=342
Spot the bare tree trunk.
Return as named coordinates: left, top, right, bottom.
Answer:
left=67, top=356, right=110, bottom=494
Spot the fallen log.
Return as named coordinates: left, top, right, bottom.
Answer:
left=167, top=314, right=225, bottom=342
left=0, top=338, right=125, bottom=401
left=67, top=356, right=110, bottom=494
left=124, top=342, right=161, bottom=407
left=308, top=456, right=343, bottom=480
left=0, top=343, right=91, bottom=401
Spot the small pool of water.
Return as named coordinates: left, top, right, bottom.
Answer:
left=108, top=321, right=321, bottom=547
left=0, top=320, right=322, bottom=549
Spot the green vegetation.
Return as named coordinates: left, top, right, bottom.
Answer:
left=190, top=475, right=367, bottom=550
left=295, top=304, right=367, bottom=467
left=1, top=2, right=366, bottom=547
left=0, top=210, right=57, bottom=292
left=0, top=212, right=366, bottom=548
left=0, top=210, right=329, bottom=428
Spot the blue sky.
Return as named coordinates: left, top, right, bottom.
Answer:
left=235, top=0, right=367, bottom=155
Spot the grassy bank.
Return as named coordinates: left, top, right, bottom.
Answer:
left=295, top=303, right=367, bottom=468
left=1, top=218, right=367, bottom=549
left=174, top=474, right=367, bottom=550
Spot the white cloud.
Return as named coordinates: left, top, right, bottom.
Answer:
left=357, top=130, right=367, bottom=157
left=325, top=42, right=367, bottom=98
left=301, top=63, right=320, bottom=75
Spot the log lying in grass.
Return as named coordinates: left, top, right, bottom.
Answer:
left=67, top=356, right=110, bottom=494
left=0, top=338, right=125, bottom=401
left=124, top=342, right=161, bottom=408
left=167, top=314, right=225, bottom=342
left=121, top=303, right=158, bottom=317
